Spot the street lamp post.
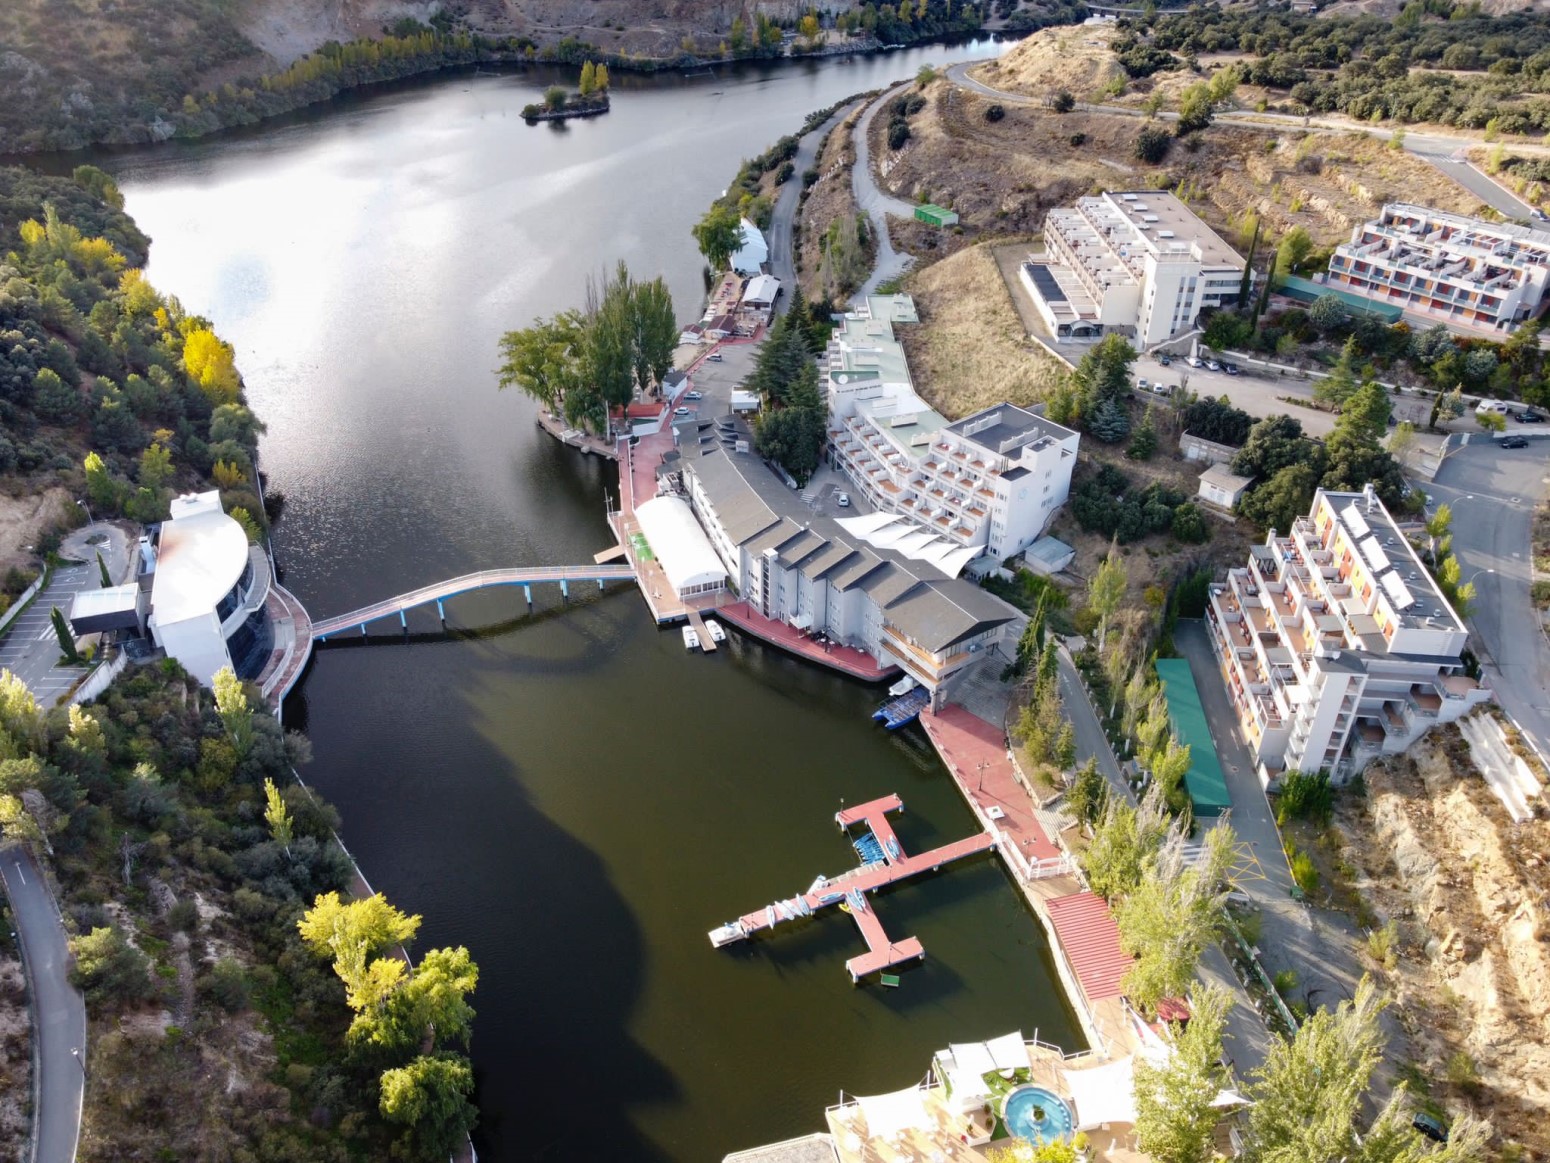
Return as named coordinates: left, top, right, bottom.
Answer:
left=76, top=499, right=91, bottom=525
left=976, top=759, right=989, bottom=790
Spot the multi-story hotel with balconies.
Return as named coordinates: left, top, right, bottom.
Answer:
left=1205, top=484, right=1492, bottom=784
left=1020, top=191, right=1246, bottom=345
left=1325, top=204, right=1550, bottom=334
left=825, top=296, right=1079, bottom=573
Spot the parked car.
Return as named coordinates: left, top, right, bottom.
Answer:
left=1411, top=1113, right=1449, bottom=1144
left=674, top=406, right=691, bottom=417
left=1135, top=377, right=1150, bottom=391
left=1515, top=408, right=1544, bottom=422
left=1205, top=359, right=1223, bottom=372
left=1499, top=435, right=1530, bottom=448
left=1223, top=362, right=1241, bottom=376
left=1476, top=398, right=1510, bottom=415
left=1187, top=356, right=1204, bottom=368
left=684, top=390, right=703, bottom=400
left=836, top=492, right=851, bottom=508
left=1151, top=383, right=1175, bottom=397
left=1157, top=354, right=1172, bottom=367
left=707, top=351, right=723, bottom=362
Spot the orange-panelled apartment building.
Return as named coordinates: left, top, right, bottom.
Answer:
left=1326, top=203, right=1550, bottom=334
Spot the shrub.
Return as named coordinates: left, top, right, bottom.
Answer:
left=1069, top=132, right=1087, bottom=147
left=984, top=103, right=1005, bottom=122
left=887, top=119, right=910, bottom=150
left=1446, top=1050, right=1482, bottom=1095
left=1134, top=126, right=1172, bottom=164
left=1366, top=919, right=1399, bottom=970
left=1276, top=769, right=1333, bottom=825
left=1052, top=90, right=1076, bottom=113
left=1289, top=847, right=1320, bottom=895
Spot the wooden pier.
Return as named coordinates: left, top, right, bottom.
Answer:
left=687, top=609, right=717, bottom=652
left=710, top=793, right=994, bottom=983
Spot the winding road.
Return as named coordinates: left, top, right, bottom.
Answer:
left=1, top=845, right=85, bottom=1163
left=851, top=81, right=921, bottom=300
left=767, top=99, right=863, bottom=313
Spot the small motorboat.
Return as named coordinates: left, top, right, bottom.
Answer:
left=705, top=619, right=727, bottom=644
left=708, top=921, right=745, bottom=948
left=888, top=674, right=919, bottom=698
left=682, top=626, right=701, bottom=651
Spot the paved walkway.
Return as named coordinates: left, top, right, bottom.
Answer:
left=714, top=602, right=897, bottom=680
left=1, top=846, right=85, bottom=1163
left=852, top=83, right=919, bottom=301
left=768, top=99, right=864, bottom=311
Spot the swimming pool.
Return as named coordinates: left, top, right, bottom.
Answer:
left=1002, top=1085, right=1075, bottom=1144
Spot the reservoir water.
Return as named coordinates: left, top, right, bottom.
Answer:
left=94, top=43, right=1085, bottom=1160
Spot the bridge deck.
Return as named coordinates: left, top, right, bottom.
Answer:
left=312, top=564, right=636, bottom=637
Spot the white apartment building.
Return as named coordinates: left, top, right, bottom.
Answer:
left=1325, top=203, right=1550, bottom=333
left=1205, top=485, right=1492, bottom=785
left=677, top=443, right=1018, bottom=699
left=824, top=296, right=1080, bottom=571
left=1023, top=192, right=1246, bottom=345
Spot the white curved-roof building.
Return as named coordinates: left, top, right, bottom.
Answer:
left=635, top=495, right=727, bottom=598
left=147, top=491, right=270, bottom=686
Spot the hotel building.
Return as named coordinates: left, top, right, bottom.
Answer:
left=825, top=296, right=1080, bottom=572
left=1020, top=192, right=1246, bottom=344
left=1325, top=204, right=1550, bottom=333
left=1205, top=485, right=1492, bottom=784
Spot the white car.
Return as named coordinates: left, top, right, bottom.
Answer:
left=1187, top=356, right=1204, bottom=368
left=674, top=406, right=691, bottom=416
left=836, top=492, right=851, bottom=508
left=1475, top=399, right=1510, bottom=415
left=684, top=390, right=703, bottom=401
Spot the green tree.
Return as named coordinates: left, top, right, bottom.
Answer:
left=1133, top=985, right=1234, bottom=1163
left=1242, top=976, right=1387, bottom=1163
left=1072, top=334, right=1137, bottom=419
left=1127, top=406, right=1158, bottom=459
left=96, top=551, right=112, bottom=587
left=69, top=925, right=152, bottom=1005
left=212, top=666, right=254, bottom=760
left=1176, top=80, right=1215, bottom=134
left=1231, top=415, right=1319, bottom=481
left=1275, top=226, right=1314, bottom=277
left=379, top=1053, right=478, bottom=1157
left=595, top=63, right=610, bottom=91
left=1333, top=379, right=1392, bottom=446
left=33, top=367, right=82, bottom=423
left=628, top=274, right=679, bottom=396
left=1135, top=125, right=1172, bottom=163
left=497, top=309, right=588, bottom=415
left=693, top=203, right=743, bottom=272
left=299, top=891, right=422, bottom=1013
left=50, top=607, right=80, bottom=664
left=1349, top=1087, right=1492, bottom=1163
left=352, top=945, right=479, bottom=1054
left=263, top=777, right=293, bottom=852
left=1087, top=543, right=1128, bottom=653
left=543, top=85, right=567, bottom=112
left=1117, top=821, right=1233, bottom=1010
left=1476, top=408, right=1506, bottom=434
left=84, top=450, right=119, bottom=513
left=1313, top=337, right=1360, bottom=408
left=1079, top=785, right=1169, bottom=900
left=1238, top=462, right=1319, bottom=531
left=1307, top=293, right=1349, bottom=335
left=138, top=439, right=174, bottom=492
left=1067, top=757, right=1108, bottom=826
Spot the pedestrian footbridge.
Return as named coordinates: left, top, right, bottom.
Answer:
left=311, top=565, right=638, bottom=639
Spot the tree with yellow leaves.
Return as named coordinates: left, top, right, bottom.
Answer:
left=182, top=327, right=241, bottom=404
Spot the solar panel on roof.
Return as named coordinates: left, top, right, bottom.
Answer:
left=1380, top=571, right=1415, bottom=609
left=1343, top=503, right=1371, bottom=539
left=1358, top=535, right=1391, bottom=574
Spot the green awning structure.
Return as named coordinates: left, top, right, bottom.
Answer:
left=1277, top=275, right=1404, bottom=323
left=1154, top=658, right=1232, bottom=817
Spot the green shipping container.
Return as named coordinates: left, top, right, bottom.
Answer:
left=914, top=204, right=959, bottom=228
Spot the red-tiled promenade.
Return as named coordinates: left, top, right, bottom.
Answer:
left=716, top=601, right=900, bottom=681
left=920, top=704, right=1061, bottom=864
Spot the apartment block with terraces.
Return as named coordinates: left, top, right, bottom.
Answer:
left=1205, top=485, right=1492, bottom=785
left=1325, top=203, right=1550, bottom=334
left=824, top=296, right=1080, bottom=573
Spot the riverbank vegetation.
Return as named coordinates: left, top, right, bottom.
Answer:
left=521, top=61, right=611, bottom=121
left=497, top=261, right=677, bottom=435
left=0, top=661, right=481, bottom=1160
left=0, top=166, right=267, bottom=536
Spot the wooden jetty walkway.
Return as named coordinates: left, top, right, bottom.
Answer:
left=312, top=564, right=637, bottom=638
left=709, top=793, right=994, bottom=983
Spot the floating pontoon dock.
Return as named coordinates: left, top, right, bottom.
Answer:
left=708, top=794, right=994, bottom=982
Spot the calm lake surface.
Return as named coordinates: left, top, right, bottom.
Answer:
left=95, top=43, right=1086, bottom=1161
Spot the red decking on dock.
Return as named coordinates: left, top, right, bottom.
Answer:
left=836, top=793, right=903, bottom=829
left=715, top=602, right=899, bottom=681
left=845, top=904, right=925, bottom=979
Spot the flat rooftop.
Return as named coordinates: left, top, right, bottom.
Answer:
left=1103, top=191, right=1244, bottom=268
left=946, top=403, right=1077, bottom=457
left=1319, top=489, right=1463, bottom=635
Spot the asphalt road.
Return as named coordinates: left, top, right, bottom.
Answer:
left=1427, top=439, right=1550, bottom=757
left=767, top=99, right=863, bottom=314
left=1, top=846, right=85, bottom=1163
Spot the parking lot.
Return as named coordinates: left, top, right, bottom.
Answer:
left=0, top=563, right=94, bottom=704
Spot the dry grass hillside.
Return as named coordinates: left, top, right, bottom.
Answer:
left=899, top=243, right=1067, bottom=418
left=796, top=106, right=865, bottom=303
left=1326, top=727, right=1550, bottom=1157
left=969, top=23, right=1125, bottom=102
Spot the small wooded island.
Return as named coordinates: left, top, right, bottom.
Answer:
left=523, top=61, right=611, bottom=122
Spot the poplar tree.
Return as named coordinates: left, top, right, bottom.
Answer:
left=1133, top=985, right=1234, bottom=1163
left=212, top=666, right=254, bottom=760
left=263, top=777, right=293, bottom=853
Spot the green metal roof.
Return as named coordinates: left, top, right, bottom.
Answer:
left=914, top=203, right=959, bottom=227
left=1154, top=658, right=1233, bottom=817
left=1278, top=274, right=1403, bottom=322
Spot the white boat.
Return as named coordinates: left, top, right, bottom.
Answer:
left=705, top=619, right=727, bottom=644
left=708, top=921, right=745, bottom=948
left=682, top=626, right=701, bottom=651
left=888, top=674, right=919, bottom=698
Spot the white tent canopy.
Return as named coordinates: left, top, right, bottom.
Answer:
left=1063, top=1057, right=1139, bottom=1130
left=634, top=495, right=727, bottom=597
left=856, top=1087, right=930, bottom=1139
left=985, top=1031, right=1028, bottom=1072
left=834, top=514, right=981, bottom=578
left=948, top=1041, right=998, bottom=1078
